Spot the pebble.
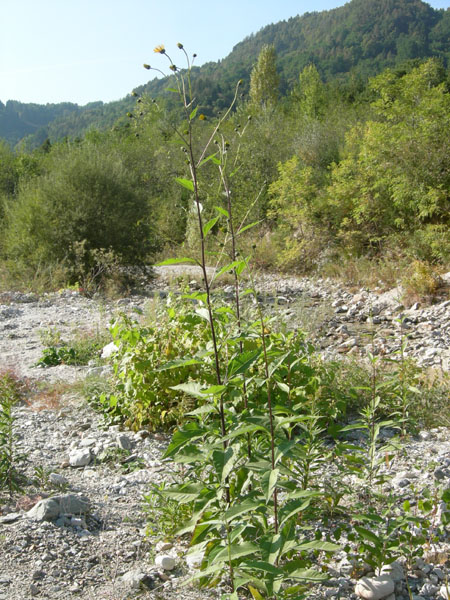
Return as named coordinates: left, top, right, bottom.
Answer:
left=69, top=448, right=92, bottom=467
left=155, top=554, right=176, bottom=571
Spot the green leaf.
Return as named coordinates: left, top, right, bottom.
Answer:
left=186, top=405, right=217, bottom=416
left=166, top=87, right=178, bottom=93
left=228, top=349, right=261, bottom=377
left=224, top=499, right=263, bottom=521
left=214, top=205, right=229, bottom=218
left=354, top=526, right=379, bottom=545
left=222, top=423, right=268, bottom=442
left=262, top=533, right=284, bottom=565
left=286, top=567, right=328, bottom=582
left=261, top=469, right=279, bottom=503
left=215, top=542, right=259, bottom=561
left=213, top=259, right=246, bottom=281
left=202, top=385, right=227, bottom=396
left=172, top=447, right=204, bottom=464
left=157, top=357, right=202, bottom=371
left=163, top=424, right=205, bottom=459
left=195, top=307, right=210, bottom=322
left=276, top=381, right=290, bottom=394
left=203, top=217, right=219, bottom=238
left=175, top=177, right=194, bottom=192
left=278, top=498, right=312, bottom=527
left=162, top=483, right=205, bottom=503
left=199, top=152, right=220, bottom=167
left=242, top=561, right=283, bottom=577
left=248, top=585, right=265, bottom=600
left=189, top=106, right=198, bottom=120
left=169, top=382, right=206, bottom=399
left=296, top=540, right=340, bottom=552
left=212, top=447, right=236, bottom=484
left=156, top=257, right=197, bottom=266
left=238, top=220, right=262, bottom=235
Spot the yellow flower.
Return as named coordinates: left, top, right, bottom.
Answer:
left=153, top=44, right=166, bottom=54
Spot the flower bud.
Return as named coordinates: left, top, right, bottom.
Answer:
left=143, top=64, right=151, bottom=70
left=177, top=42, right=184, bottom=49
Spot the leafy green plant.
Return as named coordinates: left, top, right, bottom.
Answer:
left=35, top=345, right=77, bottom=367
left=143, top=481, right=194, bottom=541
left=133, top=45, right=343, bottom=599
left=36, top=328, right=109, bottom=367
left=0, top=372, right=26, bottom=497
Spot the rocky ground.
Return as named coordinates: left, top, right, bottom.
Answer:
left=0, top=268, right=449, bottom=600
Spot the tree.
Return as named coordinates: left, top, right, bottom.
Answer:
left=3, top=140, right=158, bottom=279
left=327, top=59, right=450, bottom=259
left=294, top=64, right=327, bottom=119
left=249, top=45, right=280, bottom=108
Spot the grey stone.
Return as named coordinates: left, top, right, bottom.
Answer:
left=69, top=448, right=92, bottom=467
left=57, top=494, right=89, bottom=515
left=419, top=582, right=439, bottom=596
left=27, top=494, right=89, bottom=521
left=121, top=569, right=147, bottom=589
left=355, top=575, right=395, bottom=600
left=49, top=473, right=68, bottom=486
left=117, top=434, right=133, bottom=451
left=381, top=561, right=404, bottom=583
left=154, top=554, right=176, bottom=571
left=27, top=498, right=61, bottom=521
left=0, top=512, right=22, bottom=524
left=434, top=467, right=448, bottom=481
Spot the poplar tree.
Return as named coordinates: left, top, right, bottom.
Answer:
left=249, top=44, right=280, bottom=108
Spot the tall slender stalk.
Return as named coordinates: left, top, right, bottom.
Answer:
left=218, top=153, right=252, bottom=460
left=244, top=260, right=279, bottom=535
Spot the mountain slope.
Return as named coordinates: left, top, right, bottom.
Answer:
left=2, top=0, right=449, bottom=148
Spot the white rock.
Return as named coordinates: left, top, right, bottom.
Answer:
left=355, top=575, right=395, bottom=600
left=440, top=584, right=450, bottom=599
left=155, top=554, right=176, bottom=571
left=69, top=448, right=92, bottom=467
left=121, top=569, right=146, bottom=589
left=380, top=561, right=404, bottom=583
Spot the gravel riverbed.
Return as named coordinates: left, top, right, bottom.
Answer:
left=0, top=268, right=449, bottom=600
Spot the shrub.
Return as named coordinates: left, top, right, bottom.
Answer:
left=2, top=142, right=158, bottom=285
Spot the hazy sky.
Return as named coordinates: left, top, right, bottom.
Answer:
left=2, top=0, right=449, bottom=106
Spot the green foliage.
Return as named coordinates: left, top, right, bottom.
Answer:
left=36, top=328, right=109, bottom=367
left=249, top=45, right=280, bottom=109
left=143, top=481, right=194, bottom=540
left=293, top=65, right=327, bottom=119
left=0, top=372, right=26, bottom=497
left=2, top=140, right=158, bottom=284
left=96, top=300, right=216, bottom=430
left=328, top=59, right=450, bottom=254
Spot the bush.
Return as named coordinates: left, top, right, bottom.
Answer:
left=2, top=142, right=158, bottom=285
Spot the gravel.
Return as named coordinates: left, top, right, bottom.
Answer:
left=0, top=269, right=449, bottom=599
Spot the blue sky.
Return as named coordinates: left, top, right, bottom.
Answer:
left=1, top=0, right=449, bottom=106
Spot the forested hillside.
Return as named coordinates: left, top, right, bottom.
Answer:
left=0, top=48, right=448, bottom=296
left=2, top=0, right=449, bottom=149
